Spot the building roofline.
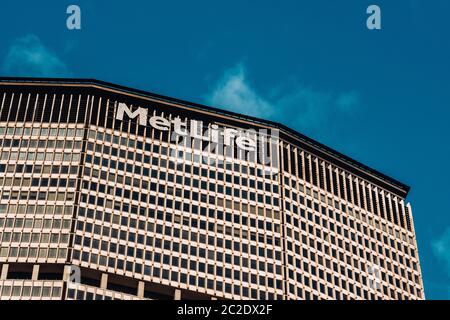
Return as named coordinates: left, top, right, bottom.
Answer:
left=0, top=76, right=410, bottom=197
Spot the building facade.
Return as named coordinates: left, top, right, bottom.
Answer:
left=0, top=77, right=424, bottom=300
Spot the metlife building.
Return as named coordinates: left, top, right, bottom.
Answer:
left=0, top=77, right=424, bottom=300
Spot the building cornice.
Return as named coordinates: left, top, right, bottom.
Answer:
left=0, top=76, right=410, bottom=198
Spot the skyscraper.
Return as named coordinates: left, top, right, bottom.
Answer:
left=0, top=77, right=424, bottom=300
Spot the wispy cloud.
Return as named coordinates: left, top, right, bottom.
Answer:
left=1, top=34, right=70, bottom=77
left=207, top=64, right=360, bottom=140
left=432, top=227, right=450, bottom=278
left=207, top=64, right=273, bottom=118
left=336, top=91, right=359, bottom=113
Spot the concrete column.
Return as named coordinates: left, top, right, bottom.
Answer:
left=32, top=265, right=40, bottom=280
left=174, top=289, right=181, bottom=300
left=100, top=273, right=108, bottom=289
left=137, top=281, right=145, bottom=298
left=0, top=264, right=8, bottom=280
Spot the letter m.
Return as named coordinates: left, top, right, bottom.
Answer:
left=116, top=103, right=148, bottom=125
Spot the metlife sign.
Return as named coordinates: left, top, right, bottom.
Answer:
left=115, top=102, right=279, bottom=174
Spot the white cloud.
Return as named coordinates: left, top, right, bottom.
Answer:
left=208, top=64, right=273, bottom=118
left=207, top=64, right=361, bottom=140
left=2, top=34, right=70, bottom=77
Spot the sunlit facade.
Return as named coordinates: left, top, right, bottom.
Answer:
left=0, top=78, right=424, bottom=300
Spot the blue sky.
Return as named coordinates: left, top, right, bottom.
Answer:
left=1, top=0, right=449, bottom=299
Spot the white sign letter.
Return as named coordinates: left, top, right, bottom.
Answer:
left=116, top=103, right=148, bottom=126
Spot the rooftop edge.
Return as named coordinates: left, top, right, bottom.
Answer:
left=0, top=76, right=410, bottom=198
